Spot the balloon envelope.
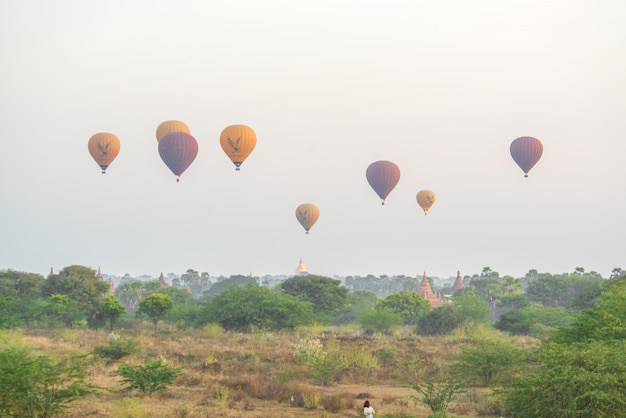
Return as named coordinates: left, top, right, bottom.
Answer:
left=158, top=132, right=198, bottom=181
left=156, top=120, right=190, bottom=142
left=510, top=136, right=543, bottom=177
left=88, top=132, right=120, bottom=173
left=219, top=124, right=256, bottom=170
left=295, top=203, right=320, bottom=234
left=366, top=160, right=401, bottom=205
left=416, top=190, right=436, bottom=214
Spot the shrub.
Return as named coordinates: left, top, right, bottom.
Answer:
left=116, top=359, right=183, bottom=396
left=93, top=333, right=139, bottom=363
left=0, top=347, right=100, bottom=417
left=359, top=308, right=403, bottom=334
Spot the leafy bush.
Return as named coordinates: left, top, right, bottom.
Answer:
left=116, top=359, right=183, bottom=396
left=358, top=308, right=403, bottom=334
left=93, top=333, right=139, bottom=362
left=0, top=347, right=100, bottom=417
left=403, top=374, right=464, bottom=414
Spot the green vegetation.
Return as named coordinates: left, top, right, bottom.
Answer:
left=116, top=359, right=183, bottom=396
left=1, top=265, right=626, bottom=417
left=0, top=347, right=99, bottom=417
left=138, top=293, right=174, bottom=331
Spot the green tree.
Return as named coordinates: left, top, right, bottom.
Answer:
left=45, top=294, right=82, bottom=328
left=204, top=274, right=257, bottom=296
left=99, top=294, right=126, bottom=331
left=42, top=265, right=109, bottom=327
left=495, top=306, right=575, bottom=338
left=358, top=308, right=403, bottom=334
left=375, top=291, right=431, bottom=325
left=503, top=341, right=626, bottom=418
left=199, top=284, right=314, bottom=331
left=333, top=291, right=378, bottom=325
left=452, top=291, right=492, bottom=324
left=138, top=293, right=174, bottom=331
left=552, top=280, right=626, bottom=343
left=0, top=347, right=99, bottom=417
left=452, top=338, right=524, bottom=386
left=280, top=275, right=348, bottom=322
left=0, top=269, right=45, bottom=299
left=417, top=304, right=465, bottom=336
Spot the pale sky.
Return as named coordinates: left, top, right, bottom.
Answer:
left=1, top=0, right=624, bottom=280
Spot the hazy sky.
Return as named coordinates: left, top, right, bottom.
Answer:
left=1, top=0, right=624, bottom=280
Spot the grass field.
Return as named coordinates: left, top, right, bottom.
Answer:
left=3, top=324, right=535, bottom=417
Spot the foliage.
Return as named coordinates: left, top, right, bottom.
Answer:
left=199, top=284, right=314, bottom=331
left=0, top=269, right=45, bottom=299
left=203, top=274, right=257, bottom=296
left=0, top=347, right=100, bottom=417
left=403, top=374, right=464, bottom=413
left=495, top=305, right=575, bottom=338
left=138, top=293, right=174, bottom=331
left=358, top=307, right=403, bottom=334
left=525, top=273, right=604, bottom=310
left=116, top=359, right=183, bottom=396
left=280, top=275, right=348, bottom=322
left=417, top=304, right=465, bottom=336
left=42, top=265, right=109, bottom=328
left=376, top=291, right=431, bottom=325
left=502, top=340, right=626, bottom=417
left=333, top=291, right=378, bottom=325
left=451, top=338, right=524, bottom=386
left=93, top=333, right=139, bottom=363
left=452, top=291, right=492, bottom=324
left=99, top=294, right=126, bottom=331
left=552, top=279, right=626, bottom=343
left=45, top=294, right=83, bottom=328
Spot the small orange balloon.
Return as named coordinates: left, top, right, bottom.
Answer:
left=295, top=203, right=320, bottom=234
left=416, top=190, right=436, bottom=215
left=219, top=124, right=256, bottom=170
left=88, top=132, right=121, bottom=173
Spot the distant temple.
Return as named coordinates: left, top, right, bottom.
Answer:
left=108, top=277, right=115, bottom=293
left=295, top=258, right=309, bottom=276
left=159, top=272, right=169, bottom=287
left=96, top=266, right=103, bottom=281
left=417, top=272, right=443, bottom=307
left=451, top=270, right=465, bottom=294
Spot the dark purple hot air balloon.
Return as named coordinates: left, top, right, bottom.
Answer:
left=366, top=160, right=401, bottom=205
left=510, top=136, right=543, bottom=177
left=158, top=132, right=198, bottom=182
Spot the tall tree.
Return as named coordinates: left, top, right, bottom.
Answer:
left=138, top=293, right=173, bottom=331
left=99, top=294, right=126, bottom=331
left=280, top=275, right=348, bottom=322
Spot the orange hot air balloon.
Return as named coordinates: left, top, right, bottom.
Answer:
left=366, top=160, right=401, bottom=205
left=295, top=203, right=320, bottom=234
left=156, top=120, right=190, bottom=142
left=510, top=136, right=543, bottom=177
left=88, top=132, right=121, bottom=174
left=219, top=124, right=256, bottom=170
left=416, top=190, right=436, bottom=215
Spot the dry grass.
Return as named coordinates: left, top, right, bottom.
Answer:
left=2, top=325, right=526, bottom=417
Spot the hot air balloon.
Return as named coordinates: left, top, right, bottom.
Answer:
left=219, top=124, right=256, bottom=170
left=158, top=132, right=198, bottom=182
left=510, top=136, right=543, bottom=177
left=88, top=132, right=121, bottom=174
left=156, top=120, right=190, bottom=142
left=366, top=160, right=401, bottom=205
left=295, top=203, right=320, bottom=234
left=416, top=190, right=436, bottom=215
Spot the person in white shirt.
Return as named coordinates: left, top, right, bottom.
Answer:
left=363, top=400, right=375, bottom=417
